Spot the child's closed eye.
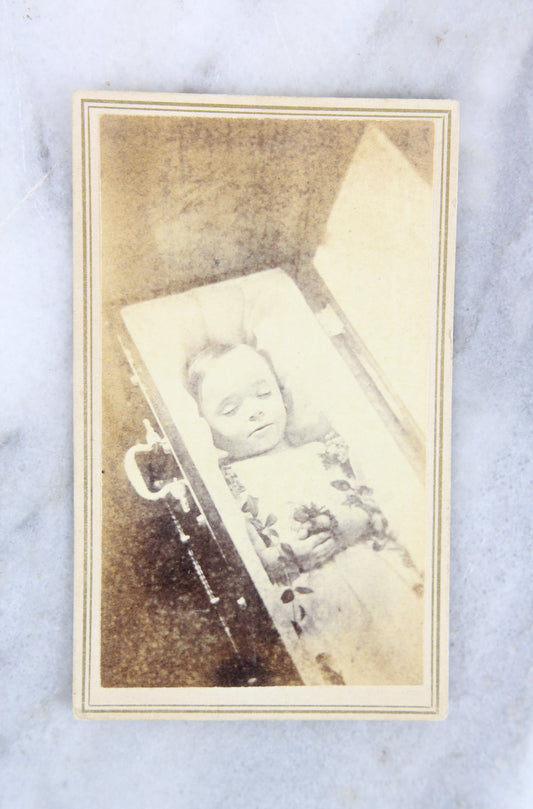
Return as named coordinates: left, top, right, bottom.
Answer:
left=219, top=399, right=240, bottom=416
left=255, top=383, right=272, bottom=398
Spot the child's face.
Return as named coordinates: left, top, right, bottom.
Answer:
left=198, top=345, right=287, bottom=459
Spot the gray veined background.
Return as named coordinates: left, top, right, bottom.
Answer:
left=1, top=1, right=532, bottom=808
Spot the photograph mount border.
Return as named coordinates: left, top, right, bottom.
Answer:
left=73, top=92, right=458, bottom=719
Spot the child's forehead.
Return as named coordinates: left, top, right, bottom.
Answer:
left=204, top=346, right=273, bottom=386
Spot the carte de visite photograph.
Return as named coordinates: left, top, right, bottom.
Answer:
left=73, top=92, right=458, bottom=719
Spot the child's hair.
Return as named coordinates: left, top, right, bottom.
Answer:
left=186, top=343, right=238, bottom=404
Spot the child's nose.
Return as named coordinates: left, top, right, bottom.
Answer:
left=247, top=399, right=265, bottom=420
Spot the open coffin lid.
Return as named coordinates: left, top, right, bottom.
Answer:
left=313, top=125, right=434, bottom=436
left=120, top=127, right=432, bottom=685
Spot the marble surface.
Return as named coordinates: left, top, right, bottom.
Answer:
left=1, top=1, right=532, bottom=807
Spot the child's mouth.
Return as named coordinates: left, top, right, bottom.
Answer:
left=249, top=423, right=274, bottom=437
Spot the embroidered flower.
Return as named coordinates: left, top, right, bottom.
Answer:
left=320, top=431, right=352, bottom=474
left=220, top=464, right=246, bottom=497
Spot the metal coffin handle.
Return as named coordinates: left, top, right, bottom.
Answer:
left=124, top=418, right=190, bottom=511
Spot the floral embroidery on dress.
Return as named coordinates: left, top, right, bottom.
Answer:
left=319, top=431, right=353, bottom=477
left=220, top=462, right=246, bottom=497
left=327, top=475, right=422, bottom=589
left=219, top=438, right=424, bottom=683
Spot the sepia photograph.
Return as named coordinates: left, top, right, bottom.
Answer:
left=73, top=92, right=458, bottom=718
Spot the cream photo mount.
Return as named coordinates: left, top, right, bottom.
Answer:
left=73, top=91, right=458, bottom=720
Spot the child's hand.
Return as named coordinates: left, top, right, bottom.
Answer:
left=335, top=506, right=373, bottom=546
left=292, top=512, right=339, bottom=571
left=294, top=513, right=333, bottom=540
left=294, top=531, right=338, bottom=571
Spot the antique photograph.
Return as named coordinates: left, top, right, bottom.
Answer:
left=73, top=92, right=458, bottom=718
